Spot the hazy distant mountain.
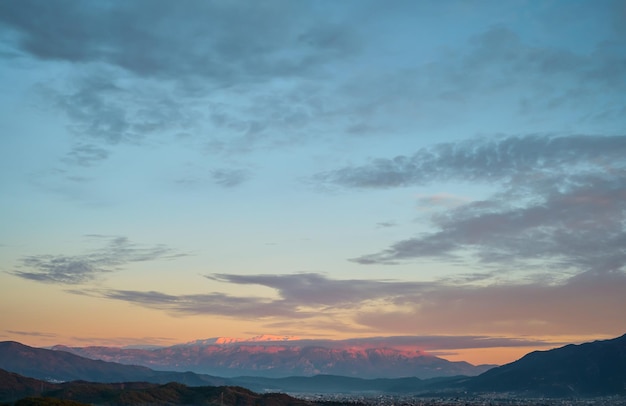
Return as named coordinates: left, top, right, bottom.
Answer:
left=53, top=337, right=494, bottom=379
left=0, top=369, right=316, bottom=406
left=468, top=333, right=626, bottom=397
left=0, top=341, right=226, bottom=386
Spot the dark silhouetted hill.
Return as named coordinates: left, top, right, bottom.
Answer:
left=468, top=333, right=626, bottom=397
left=0, top=369, right=326, bottom=406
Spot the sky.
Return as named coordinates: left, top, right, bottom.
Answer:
left=1, top=0, right=625, bottom=366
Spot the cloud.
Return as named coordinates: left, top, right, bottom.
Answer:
left=337, top=19, right=626, bottom=138
left=62, top=143, right=110, bottom=167
left=5, top=330, right=57, bottom=338
left=354, top=269, right=626, bottom=337
left=0, top=0, right=364, bottom=161
left=69, top=335, right=175, bottom=348
left=207, top=272, right=427, bottom=309
left=416, top=194, right=469, bottom=211
left=317, top=135, right=626, bottom=188
left=328, top=335, right=557, bottom=351
left=79, top=289, right=314, bottom=320
left=211, top=168, right=251, bottom=188
left=77, top=272, right=430, bottom=320
left=39, top=73, right=200, bottom=145
left=11, top=236, right=186, bottom=285
left=353, top=174, right=626, bottom=270
left=3, top=2, right=623, bottom=159
left=315, top=134, right=626, bottom=274
left=0, top=1, right=358, bottom=83
left=77, top=271, right=626, bottom=338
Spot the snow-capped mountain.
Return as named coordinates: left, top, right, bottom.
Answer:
left=179, top=335, right=302, bottom=346
left=52, top=335, right=494, bottom=379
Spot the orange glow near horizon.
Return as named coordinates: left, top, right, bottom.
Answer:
left=434, top=346, right=547, bottom=366
left=1, top=274, right=617, bottom=367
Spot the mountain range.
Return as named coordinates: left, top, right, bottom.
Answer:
left=51, top=336, right=493, bottom=379
left=1, top=333, right=625, bottom=399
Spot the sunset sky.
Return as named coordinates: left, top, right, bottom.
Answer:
left=1, top=0, right=625, bottom=366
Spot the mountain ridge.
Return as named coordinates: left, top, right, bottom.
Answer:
left=468, top=333, right=626, bottom=397
left=51, top=340, right=492, bottom=379
left=0, top=341, right=226, bottom=387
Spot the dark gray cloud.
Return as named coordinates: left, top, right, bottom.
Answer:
left=11, top=236, right=186, bottom=285
left=0, top=0, right=357, bottom=83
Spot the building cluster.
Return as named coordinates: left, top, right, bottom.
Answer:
left=295, top=393, right=626, bottom=406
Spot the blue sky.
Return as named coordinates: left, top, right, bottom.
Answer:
left=1, top=0, right=625, bottom=364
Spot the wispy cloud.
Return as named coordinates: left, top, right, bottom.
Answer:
left=61, top=143, right=110, bottom=167
left=323, top=335, right=557, bottom=351
left=11, top=236, right=187, bottom=285
left=78, top=289, right=314, bottom=319
left=68, top=335, right=175, bottom=348
left=5, top=330, right=57, bottom=338
left=317, top=135, right=626, bottom=188
left=77, top=271, right=626, bottom=337
left=76, top=272, right=429, bottom=319
left=211, top=168, right=251, bottom=188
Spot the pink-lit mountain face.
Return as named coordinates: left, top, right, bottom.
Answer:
left=52, top=337, right=494, bottom=379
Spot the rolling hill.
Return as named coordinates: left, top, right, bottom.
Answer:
left=0, top=369, right=317, bottom=406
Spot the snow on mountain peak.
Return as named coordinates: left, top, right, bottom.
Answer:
left=215, top=335, right=301, bottom=344
left=183, top=335, right=301, bottom=346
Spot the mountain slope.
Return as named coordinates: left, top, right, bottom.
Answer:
left=468, top=333, right=626, bottom=396
left=54, top=340, right=493, bottom=379
left=0, top=341, right=225, bottom=386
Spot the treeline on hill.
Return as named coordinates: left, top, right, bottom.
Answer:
left=0, top=368, right=357, bottom=406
